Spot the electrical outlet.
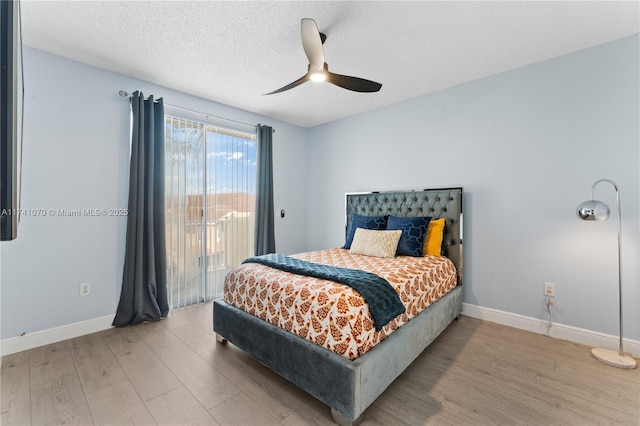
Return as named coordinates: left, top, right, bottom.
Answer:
left=80, top=283, right=91, bottom=297
left=544, top=282, right=555, bottom=297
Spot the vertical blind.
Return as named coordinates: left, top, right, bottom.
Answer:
left=164, top=114, right=256, bottom=308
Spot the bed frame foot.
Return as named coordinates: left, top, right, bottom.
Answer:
left=331, top=408, right=363, bottom=426
left=215, top=333, right=227, bottom=344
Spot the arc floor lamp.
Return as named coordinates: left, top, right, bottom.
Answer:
left=576, top=179, right=636, bottom=369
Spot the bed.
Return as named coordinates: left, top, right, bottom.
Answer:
left=213, top=187, right=463, bottom=425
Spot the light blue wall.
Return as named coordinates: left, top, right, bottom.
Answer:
left=0, top=47, right=309, bottom=339
left=305, top=35, right=639, bottom=340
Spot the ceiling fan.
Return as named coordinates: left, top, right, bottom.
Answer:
left=263, top=18, right=382, bottom=95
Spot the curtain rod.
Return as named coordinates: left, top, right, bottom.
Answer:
left=118, top=90, right=275, bottom=133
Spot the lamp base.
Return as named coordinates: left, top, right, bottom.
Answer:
left=591, top=347, right=637, bottom=369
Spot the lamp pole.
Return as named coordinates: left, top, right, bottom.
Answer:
left=589, top=179, right=623, bottom=356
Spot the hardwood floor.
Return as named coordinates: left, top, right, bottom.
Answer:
left=2, top=301, right=639, bottom=425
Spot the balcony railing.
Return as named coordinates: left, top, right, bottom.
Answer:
left=166, top=211, right=254, bottom=309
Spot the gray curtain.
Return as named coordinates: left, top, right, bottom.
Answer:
left=113, top=91, right=169, bottom=327
left=255, top=124, right=275, bottom=255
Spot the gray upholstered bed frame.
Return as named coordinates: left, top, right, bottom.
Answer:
left=213, top=187, right=463, bottom=425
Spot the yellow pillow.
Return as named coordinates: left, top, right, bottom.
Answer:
left=424, top=218, right=445, bottom=256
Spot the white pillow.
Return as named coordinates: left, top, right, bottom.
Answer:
left=349, top=228, right=402, bottom=258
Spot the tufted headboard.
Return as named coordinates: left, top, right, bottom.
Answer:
left=345, top=187, right=463, bottom=285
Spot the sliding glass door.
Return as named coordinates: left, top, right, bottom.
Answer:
left=165, top=114, right=256, bottom=308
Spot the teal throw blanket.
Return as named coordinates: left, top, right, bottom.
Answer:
left=242, top=253, right=405, bottom=331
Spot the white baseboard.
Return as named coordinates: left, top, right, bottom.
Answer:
left=2, top=305, right=637, bottom=359
left=1, top=315, right=115, bottom=357
left=462, top=303, right=640, bottom=357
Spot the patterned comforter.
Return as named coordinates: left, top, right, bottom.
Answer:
left=223, top=248, right=457, bottom=360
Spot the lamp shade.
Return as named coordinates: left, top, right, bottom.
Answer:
left=576, top=200, right=610, bottom=221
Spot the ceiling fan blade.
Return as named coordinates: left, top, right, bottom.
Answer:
left=263, top=74, right=310, bottom=95
left=327, top=72, right=382, bottom=93
left=301, top=18, right=324, bottom=71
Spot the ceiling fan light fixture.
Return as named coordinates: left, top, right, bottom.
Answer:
left=309, top=71, right=327, bottom=82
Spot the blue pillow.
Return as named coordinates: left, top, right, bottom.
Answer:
left=343, top=214, right=389, bottom=249
left=386, top=216, right=431, bottom=257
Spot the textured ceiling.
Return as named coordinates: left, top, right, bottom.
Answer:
left=20, top=1, right=639, bottom=128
